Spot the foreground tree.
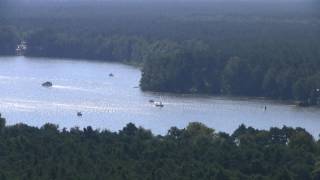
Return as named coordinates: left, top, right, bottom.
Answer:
left=0, top=114, right=318, bottom=179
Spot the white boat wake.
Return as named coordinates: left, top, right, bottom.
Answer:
left=52, top=85, right=97, bottom=93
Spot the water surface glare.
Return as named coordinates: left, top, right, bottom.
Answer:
left=0, top=56, right=319, bottom=136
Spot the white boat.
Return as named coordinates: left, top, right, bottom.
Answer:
left=154, top=101, right=164, bottom=107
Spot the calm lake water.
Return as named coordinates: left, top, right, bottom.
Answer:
left=0, top=56, right=320, bottom=136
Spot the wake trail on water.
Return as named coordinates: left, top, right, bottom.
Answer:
left=0, top=98, right=148, bottom=115
left=0, top=75, right=102, bottom=92
left=52, top=85, right=97, bottom=93
left=0, top=75, right=37, bottom=81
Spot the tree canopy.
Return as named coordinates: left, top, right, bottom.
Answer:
left=0, top=115, right=319, bottom=179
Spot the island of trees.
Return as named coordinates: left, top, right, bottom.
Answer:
left=0, top=1, right=320, bottom=105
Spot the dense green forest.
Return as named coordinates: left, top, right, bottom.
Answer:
left=0, top=26, right=19, bottom=55
left=0, top=1, right=320, bottom=104
left=0, top=114, right=320, bottom=179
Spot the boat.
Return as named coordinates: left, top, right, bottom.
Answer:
left=154, top=101, right=164, bottom=107
left=109, top=73, right=114, bottom=77
left=149, top=99, right=155, bottom=103
left=41, top=81, right=53, bottom=87
left=77, top=112, right=83, bottom=117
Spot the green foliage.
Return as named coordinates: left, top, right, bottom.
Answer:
left=0, top=116, right=318, bottom=180
left=0, top=26, right=19, bottom=55
left=184, top=122, right=216, bottom=141
left=141, top=44, right=222, bottom=94
left=25, top=30, right=150, bottom=64
left=0, top=113, right=5, bottom=130
left=222, top=57, right=253, bottom=95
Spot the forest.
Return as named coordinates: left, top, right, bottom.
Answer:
left=0, top=114, right=320, bottom=179
left=0, top=26, right=19, bottom=55
left=0, top=1, right=320, bottom=104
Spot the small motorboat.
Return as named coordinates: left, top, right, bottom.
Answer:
left=109, top=73, right=114, bottom=77
left=154, top=101, right=164, bottom=107
left=42, top=81, right=53, bottom=87
left=77, top=112, right=83, bottom=117
left=149, top=99, right=155, bottom=103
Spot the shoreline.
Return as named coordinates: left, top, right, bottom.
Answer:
left=0, top=55, right=317, bottom=108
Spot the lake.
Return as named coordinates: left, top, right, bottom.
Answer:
left=0, top=56, right=320, bottom=136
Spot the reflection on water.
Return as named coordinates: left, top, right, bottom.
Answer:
left=0, top=56, right=320, bottom=137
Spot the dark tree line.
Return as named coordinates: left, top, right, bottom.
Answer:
left=140, top=40, right=320, bottom=105
left=24, top=29, right=179, bottom=66
left=0, top=115, right=319, bottom=180
left=0, top=26, right=19, bottom=55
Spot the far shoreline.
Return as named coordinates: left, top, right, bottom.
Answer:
left=1, top=55, right=318, bottom=108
